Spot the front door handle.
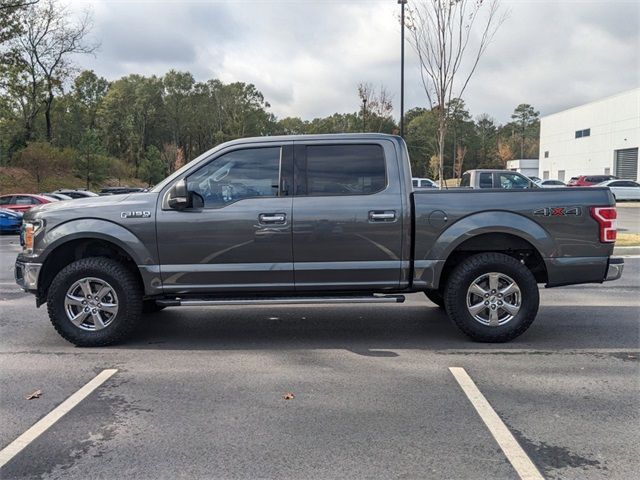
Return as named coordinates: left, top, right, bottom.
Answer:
left=259, top=213, right=286, bottom=224
left=369, top=210, right=396, bottom=222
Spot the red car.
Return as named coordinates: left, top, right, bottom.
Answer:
left=0, top=194, right=57, bottom=213
left=567, top=175, right=618, bottom=187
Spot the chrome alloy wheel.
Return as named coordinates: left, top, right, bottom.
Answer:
left=466, top=272, right=521, bottom=327
left=64, top=277, right=119, bottom=331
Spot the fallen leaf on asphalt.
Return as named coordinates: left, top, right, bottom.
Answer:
left=26, top=390, right=42, bottom=400
left=283, top=392, right=295, bottom=400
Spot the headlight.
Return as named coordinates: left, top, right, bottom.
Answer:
left=21, top=220, right=44, bottom=254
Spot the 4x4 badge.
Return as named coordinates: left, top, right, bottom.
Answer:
left=533, top=207, right=581, bottom=217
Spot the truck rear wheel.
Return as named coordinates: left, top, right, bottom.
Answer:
left=444, top=252, right=539, bottom=342
left=47, top=257, right=143, bottom=347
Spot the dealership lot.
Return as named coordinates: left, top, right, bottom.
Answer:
left=0, top=235, right=638, bottom=479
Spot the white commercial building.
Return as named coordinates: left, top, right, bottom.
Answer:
left=538, top=88, right=639, bottom=182
left=506, top=159, right=539, bottom=178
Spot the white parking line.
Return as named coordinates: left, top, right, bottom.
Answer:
left=449, top=367, right=544, bottom=480
left=0, top=368, right=118, bottom=469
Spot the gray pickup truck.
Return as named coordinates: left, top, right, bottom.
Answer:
left=15, top=134, right=623, bottom=346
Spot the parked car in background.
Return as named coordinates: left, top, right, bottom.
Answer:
left=459, top=169, right=538, bottom=189
left=596, top=179, right=640, bottom=201
left=535, top=179, right=566, bottom=188
left=567, top=175, right=618, bottom=187
left=51, top=189, right=99, bottom=199
left=0, top=208, right=22, bottom=234
left=99, top=187, right=146, bottom=195
left=0, top=194, right=57, bottom=213
left=41, top=193, right=73, bottom=201
left=412, top=177, right=437, bottom=189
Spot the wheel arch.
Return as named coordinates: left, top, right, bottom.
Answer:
left=438, top=232, right=548, bottom=291
left=417, top=212, right=553, bottom=290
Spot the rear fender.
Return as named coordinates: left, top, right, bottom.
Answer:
left=427, top=211, right=556, bottom=260
left=414, top=211, right=556, bottom=289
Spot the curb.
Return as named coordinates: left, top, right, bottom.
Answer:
left=613, top=246, right=640, bottom=256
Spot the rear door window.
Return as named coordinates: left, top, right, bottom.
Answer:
left=478, top=173, right=493, bottom=188
left=301, top=144, right=386, bottom=196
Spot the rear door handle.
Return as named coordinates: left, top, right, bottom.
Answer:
left=369, top=210, right=396, bottom=222
left=259, top=213, right=286, bottom=224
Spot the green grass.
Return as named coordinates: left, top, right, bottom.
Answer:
left=616, top=233, right=640, bottom=247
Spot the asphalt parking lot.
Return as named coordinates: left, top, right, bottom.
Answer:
left=0, top=234, right=638, bottom=480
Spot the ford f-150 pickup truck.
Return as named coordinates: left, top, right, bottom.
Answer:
left=15, top=134, right=624, bottom=346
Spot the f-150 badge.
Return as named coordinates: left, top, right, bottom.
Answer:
left=533, top=207, right=581, bottom=217
left=121, top=211, right=151, bottom=219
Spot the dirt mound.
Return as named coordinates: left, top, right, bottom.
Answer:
left=0, top=167, right=37, bottom=194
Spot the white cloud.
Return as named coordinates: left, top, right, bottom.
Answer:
left=68, top=0, right=639, bottom=123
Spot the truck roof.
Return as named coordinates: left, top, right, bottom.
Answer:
left=219, top=132, right=401, bottom=146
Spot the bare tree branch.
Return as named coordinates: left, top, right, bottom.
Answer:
left=406, top=0, right=508, bottom=186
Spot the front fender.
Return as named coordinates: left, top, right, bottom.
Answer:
left=37, top=218, right=158, bottom=266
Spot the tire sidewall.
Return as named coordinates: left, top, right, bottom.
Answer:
left=445, top=253, right=539, bottom=342
left=47, top=258, right=141, bottom=346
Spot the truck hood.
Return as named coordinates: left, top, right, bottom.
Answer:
left=24, top=192, right=158, bottom=222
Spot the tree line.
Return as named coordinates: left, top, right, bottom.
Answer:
left=0, top=0, right=540, bottom=191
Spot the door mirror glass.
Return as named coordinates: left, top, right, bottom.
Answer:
left=168, top=179, right=189, bottom=210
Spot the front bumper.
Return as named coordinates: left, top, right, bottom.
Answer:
left=604, top=257, right=624, bottom=282
left=15, top=261, right=42, bottom=292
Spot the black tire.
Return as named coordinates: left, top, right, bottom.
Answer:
left=424, top=289, right=445, bottom=308
left=142, top=300, right=166, bottom=314
left=443, top=252, right=539, bottom=343
left=47, top=257, right=143, bottom=347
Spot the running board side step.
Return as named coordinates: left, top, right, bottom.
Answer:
left=156, top=295, right=405, bottom=307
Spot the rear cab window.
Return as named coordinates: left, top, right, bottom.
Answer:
left=497, top=172, right=533, bottom=189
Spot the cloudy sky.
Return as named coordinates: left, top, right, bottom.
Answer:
left=67, top=0, right=639, bottom=123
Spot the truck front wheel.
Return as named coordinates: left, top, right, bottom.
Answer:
left=444, top=252, right=539, bottom=342
left=47, top=257, right=143, bottom=347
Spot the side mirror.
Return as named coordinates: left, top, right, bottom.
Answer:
left=168, top=179, right=189, bottom=210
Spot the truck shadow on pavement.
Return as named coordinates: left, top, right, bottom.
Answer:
left=117, top=303, right=640, bottom=353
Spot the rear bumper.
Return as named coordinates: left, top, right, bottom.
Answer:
left=604, top=257, right=624, bottom=282
left=15, top=261, right=41, bottom=292
left=545, top=256, right=622, bottom=287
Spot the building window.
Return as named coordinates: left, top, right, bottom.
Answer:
left=604, top=168, right=611, bottom=175
left=543, top=171, right=549, bottom=180
left=558, top=170, right=566, bottom=182
left=575, top=128, right=590, bottom=139
left=544, top=151, right=549, bottom=158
